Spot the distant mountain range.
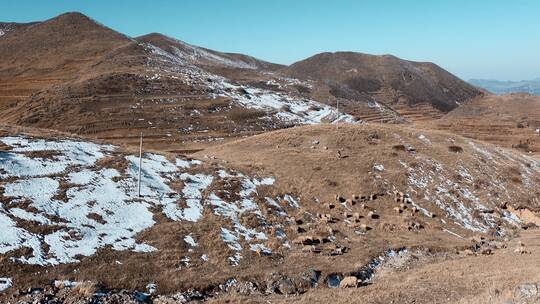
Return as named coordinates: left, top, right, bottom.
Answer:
left=469, top=78, right=540, bottom=95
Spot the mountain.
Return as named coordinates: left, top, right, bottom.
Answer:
left=137, top=32, right=283, bottom=72
left=0, top=21, right=36, bottom=37
left=469, top=78, right=540, bottom=95
left=2, top=10, right=540, bottom=304
left=0, top=13, right=358, bottom=152
left=0, top=12, right=481, bottom=152
left=282, top=52, right=483, bottom=120
left=0, top=12, right=144, bottom=116
left=0, top=12, right=138, bottom=79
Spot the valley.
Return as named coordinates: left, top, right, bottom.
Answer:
left=1, top=11, right=540, bottom=304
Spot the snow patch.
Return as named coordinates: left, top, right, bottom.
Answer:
left=0, top=278, right=13, bottom=292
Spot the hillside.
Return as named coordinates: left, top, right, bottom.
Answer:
left=0, top=12, right=145, bottom=124
left=136, top=33, right=283, bottom=72
left=2, top=6, right=540, bottom=304
left=1, top=124, right=540, bottom=302
left=0, top=12, right=487, bottom=152
left=0, top=13, right=357, bottom=152
left=281, top=52, right=483, bottom=122
left=434, top=93, right=540, bottom=155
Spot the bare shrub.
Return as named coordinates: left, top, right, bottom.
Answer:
left=228, top=108, right=267, bottom=122
left=448, top=145, right=464, bottom=153
left=392, top=144, right=406, bottom=151
left=72, top=281, right=98, bottom=297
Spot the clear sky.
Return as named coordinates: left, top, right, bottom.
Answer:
left=1, top=0, right=539, bottom=81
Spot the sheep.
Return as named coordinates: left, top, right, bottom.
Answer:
left=339, top=276, right=358, bottom=288
left=334, top=195, right=346, bottom=203
left=359, top=224, right=371, bottom=231
left=324, top=203, right=336, bottom=209
left=367, top=211, right=378, bottom=219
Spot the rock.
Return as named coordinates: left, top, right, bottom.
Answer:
left=373, top=164, right=384, bottom=172
left=339, top=276, right=358, bottom=288
left=312, top=140, right=320, bottom=145
left=304, top=269, right=321, bottom=288
left=517, top=283, right=538, bottom=298
left=277, top=278, right=297, bottom=295
left=236, top=281, right=258, bottom=295
left=326, top=274, right=342, bottom=288
left=393, top=207, right=403, bottom=213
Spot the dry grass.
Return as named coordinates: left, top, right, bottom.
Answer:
left=72, top=281, right=99, bottom=297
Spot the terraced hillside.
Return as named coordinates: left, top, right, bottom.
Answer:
left=282, top=52, right=483, bottom=120
left=0, top=12, right=486, bottom=154
left=433, top=93, right=540, bottom=155
left=0, top=13, right=358, bottom=152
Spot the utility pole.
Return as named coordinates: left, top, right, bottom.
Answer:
left=336, top=99, right=340, bottom=129
left=138, top=132, right=143, bottom=197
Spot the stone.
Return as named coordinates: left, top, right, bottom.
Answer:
left=277, top=278, right=297, bottom=295
left=517, top=283, right=538, bottom=298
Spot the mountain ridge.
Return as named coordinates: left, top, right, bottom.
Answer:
left=469, top=77, right=540, bottom=95
left=0, top=11, right=483, bottom=149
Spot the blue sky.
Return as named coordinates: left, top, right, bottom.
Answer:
left=1, top=0, right=539, bottom=81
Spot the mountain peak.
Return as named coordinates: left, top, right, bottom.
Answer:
left=50, top=11, right=94, bottom=23
left=284, top=51, right=482, bottom=112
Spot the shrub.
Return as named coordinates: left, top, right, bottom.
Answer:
left=448, top=145, right=464, bottom=153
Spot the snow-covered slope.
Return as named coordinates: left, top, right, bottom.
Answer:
left=144, top=43, right=359, bottom=126
left=137, top=33, right=282, bottom=71
left=0, top=136, right=300, bottom=267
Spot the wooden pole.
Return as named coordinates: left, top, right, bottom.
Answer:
left=138, top=132, right=143, bottom=197
left=336, top=99, right=340, bottom=129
